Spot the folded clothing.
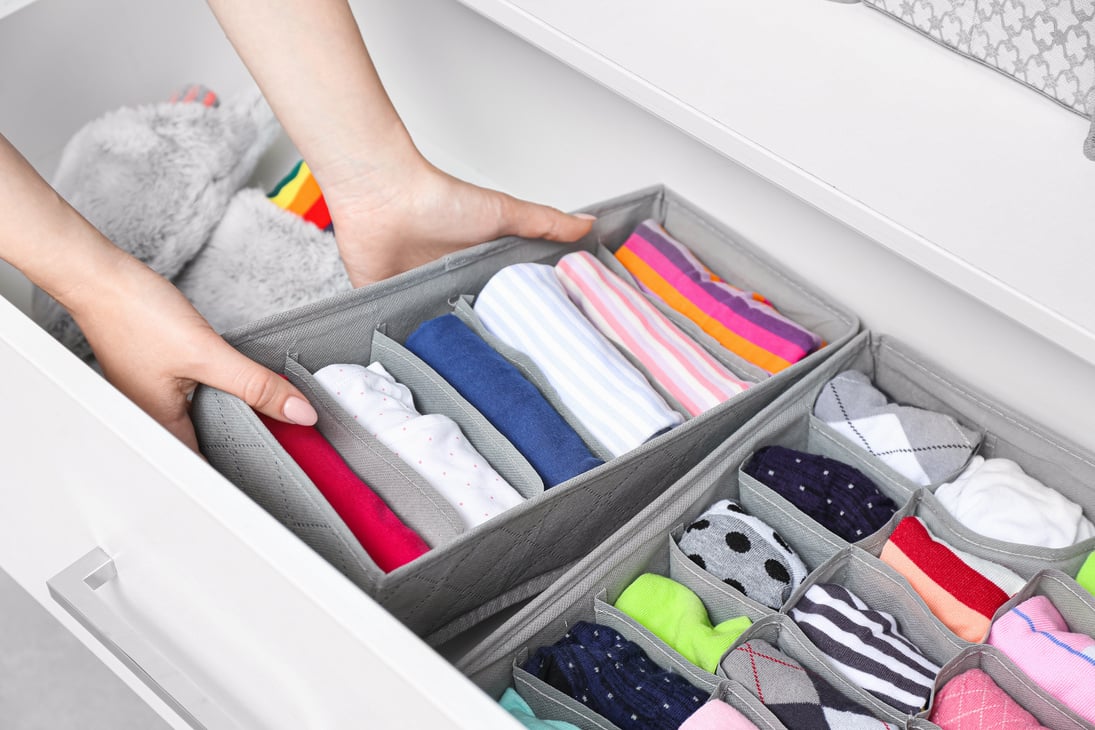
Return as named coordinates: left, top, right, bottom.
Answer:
left=677, top=499, right=808, bottom=609
left=722, top=639, right=899, bottom=729
left=790, top=583, right=940, bottom=715
left=405, top=314, right=603, bottom=487
left=614, top=573, right=752, bottom=673
left=929, top=668, right=1047, bottom=729
left=268, top=159, right=333, bottom=232
left=475, top=262, right=683, bottom=457
left=814, top=370, right=981, bottom=486
left=1078, top=552, right=1095, bottom=597
left=988, top=595, right=1095, bottom=724
left=935, top=456, right=1095, bottom=549
left=257, top=414, right=428, bottom=572
left=522, top=621, right=706, bottom=730
left=499, top=688, right=579, bottom=730
left=743, top=445, right=898, bottom=542
left=614, top=219, right=821, bottom=374
left=314, top=362, right=524, bottom=529
left=555, top=251, right=751, bottom=417
left=679, top=700, right=759, bottom=730
left=879, top=517, right=1023, bottom=641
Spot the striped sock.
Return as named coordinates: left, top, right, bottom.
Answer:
left=268, top=160, right=333, bottom=232
left=168, top=83, right=219, bottom=108
left=790, top=583, right=940, bottom=715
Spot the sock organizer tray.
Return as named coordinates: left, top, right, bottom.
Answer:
left=191, top=186, right=859, bottom=641
left=456, top=331, right=1095, bottom=729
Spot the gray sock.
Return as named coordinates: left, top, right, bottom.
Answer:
left=813, top=370, right=980, bottom=486
left=176, top=189, right=350, bottom=333
left=676, top=499, right=808, bottom=609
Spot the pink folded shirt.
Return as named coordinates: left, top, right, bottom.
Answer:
left=555, top=251, right=751, bottom=417
left=987, top=595, right=1095, bottom=724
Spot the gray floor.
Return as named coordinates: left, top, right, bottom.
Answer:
left=0, top=568, right=170, bottom=729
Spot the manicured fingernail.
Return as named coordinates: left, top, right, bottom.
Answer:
left=574, top=213, right=597, bottom=221
left=284, top=396, right=318, bottom=425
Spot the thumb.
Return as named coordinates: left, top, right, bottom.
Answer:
left=498, top=194, right=596, bottom=243
left=197, top=343, right=318, bottom=427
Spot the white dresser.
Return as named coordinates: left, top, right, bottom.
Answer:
left=1, top=0, right=1092, bottom=727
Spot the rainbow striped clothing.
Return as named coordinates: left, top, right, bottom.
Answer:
left=268, top=160, right=332, bottom=232
left=615, top=220, right=821, bottom=374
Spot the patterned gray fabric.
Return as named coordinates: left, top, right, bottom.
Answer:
left=862, top=0, right=1094, bottom=115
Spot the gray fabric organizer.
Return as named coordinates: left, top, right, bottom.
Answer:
left=190, top=185, right=859, bottom=640
left=457, top=333, right=1095, bottom=727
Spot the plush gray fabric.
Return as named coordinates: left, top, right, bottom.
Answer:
left=1085, top=89, right=1095, bottom=162
left=32, top=88, right=279, bottom=359
left=176, top=188, right=350, bottom=334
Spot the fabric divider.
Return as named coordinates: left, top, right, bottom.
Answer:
left=989, top=569, right=1095, bottom=638
left=667, top=531, right=777, bottom=624
left=371, top=328, right=543, bottom=499
left=512, top=661, right=623, bottom=730
left=805, top=415, right=922, bottom=501
left=713, top=681, right=791, bottom=730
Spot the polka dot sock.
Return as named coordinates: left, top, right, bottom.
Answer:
left=522, top=621, right=707, bottom=730
left=676, top=499, right=808, bottom=609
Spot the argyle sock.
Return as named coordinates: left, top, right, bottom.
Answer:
left=930, top=669, right=1047, bottom=729
left=743, top=445, right=898, bottom=542
left=935, top=456, right=1095, bottom=549
left=722, top=639, right=898, bottom=729
left=523, top=621, right=707, bottom=730
left=679, top=700, right=759, bottom=729
left=614, top=573, right=752, bottom=672
left=790, top=583, right=940, bottom=714
left=676, top=499, right=808, bottom=609
left=499, top=688, right=580, bottom=730
left=813, top=370, right=980, bottom=485
left=268, top=159, right=333, bottom=232
left=988, top=596, right=1095, bottom=723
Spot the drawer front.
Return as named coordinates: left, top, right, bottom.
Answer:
left=0, top=298, right=517, bottom=728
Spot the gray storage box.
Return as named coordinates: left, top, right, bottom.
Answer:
left=191, top=185, right=859, bottom=640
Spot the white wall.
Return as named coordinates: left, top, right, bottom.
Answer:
left=1, top=0, right=1092, bottom=450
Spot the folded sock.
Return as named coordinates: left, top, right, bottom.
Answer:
left=257, top=414, right=428, bottom=572
left=268, top=159, right=333, bottom=232
left=988, top=595, right=1095, bottom=723
left=722, top=639, right=898, bottom=729
left=613, top=573, right=752, bottom=672
left=475, top=263, right=683, bottom=457
left=879, top=517, right=1017, bottom=641
left=614, top=219, right=821, bottom=374
left=790, top=583, right=940, bottom=715
left=176, top=188, right=349, bottom=333
left=676, top=499, right=808, bottom=609
left=522, top=621, right=707, bottom=730
left=1078, top=552, right=1095, bottom=596
left=34, top=87, right=279, bottom=359
left=929, top=669, right=1047, bottom=729
left=935, top=456, right=1095, bottom=549
left=314, top=362, right=525, bottom=529
left=555, top=251, right=751, bottom=417
left=679, top=700, right=759, bottom=730
left=499, top=688, right=580, bottom=730
left=405, top=314, right=602, bottom=487
left=813, top=370, right=981, bottom=486
left=743, top=445, right=898, bottom=542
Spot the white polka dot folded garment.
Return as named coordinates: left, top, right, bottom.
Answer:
left=314, top=362, right=525, bottom=529
left=555, top=251, right=751, bottom=417
left=474, top=262, right=684, bottom=457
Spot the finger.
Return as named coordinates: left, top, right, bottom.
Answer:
left=498, top=195, right=596, bottom=243
left=164, top=412, right=202, bottom=454
left=196, top=342, right=318, bottom=426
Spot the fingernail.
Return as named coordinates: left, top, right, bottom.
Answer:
left=574, top=213, right=597, bottom=221
left=284, top=396, right=318, bottom=425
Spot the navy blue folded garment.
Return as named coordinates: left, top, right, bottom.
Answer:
left=523, top=621, right=706, bottom=730
left=405, top=314, right=603, bottom=487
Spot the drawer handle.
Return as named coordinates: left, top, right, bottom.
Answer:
left=47, top=547, right=242, bottom=730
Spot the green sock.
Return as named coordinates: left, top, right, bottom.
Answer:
left=614, top=573, right=752, bottom=673
left=1077, top=552, right=1095, bottom=596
